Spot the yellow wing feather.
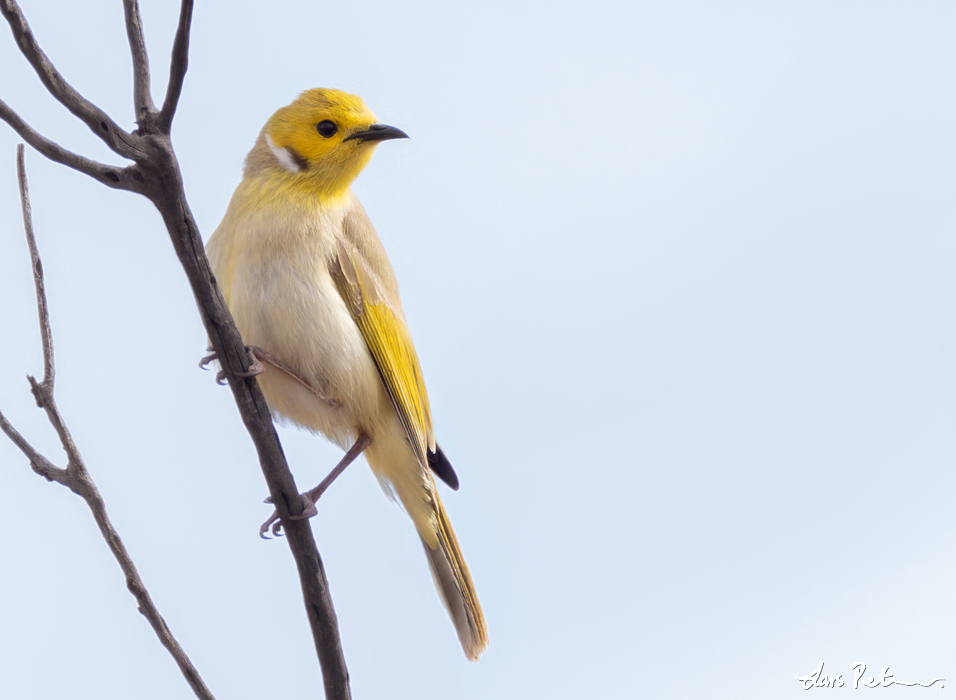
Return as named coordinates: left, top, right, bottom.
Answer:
left=330, top=240, right=432, bottom=466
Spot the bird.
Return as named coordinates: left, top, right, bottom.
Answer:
left=204, top=88, right=488, bottom=661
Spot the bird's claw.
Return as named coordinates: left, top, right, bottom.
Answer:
left=259, top=494, right=319, bottom=539
left=259, top=511, right=285, bottom=539
left=198, top=352, right=217, bottom=370
left=258, top=435, right=368, bottom=540
left=200, top=346, right=264, bottom=385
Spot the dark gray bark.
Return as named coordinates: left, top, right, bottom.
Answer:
left=0, top=2, right=351, bottom=698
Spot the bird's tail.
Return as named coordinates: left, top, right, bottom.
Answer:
left=421, top=493, right=488, bottom=661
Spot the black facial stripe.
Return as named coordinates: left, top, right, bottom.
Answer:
left=286, top=146, right=309, bottom=172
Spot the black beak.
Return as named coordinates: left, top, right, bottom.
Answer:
left=343, top=123, right=409, bottom=143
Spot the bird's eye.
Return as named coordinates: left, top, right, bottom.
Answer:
left=316, top=120, right=338, bottom=138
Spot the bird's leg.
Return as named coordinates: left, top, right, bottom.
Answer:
left=245, top=345, right=342, bottom=408
left=199, top=346, right=264, bottom=385
left=260, top=433, right=372, bottom=539
left=199, top=345, right=339, bottom=408
left=298, top=433, right=372, bottom=508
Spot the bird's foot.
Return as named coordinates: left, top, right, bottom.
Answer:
left=199, top=346, right=264, bottom=385
left=258, top=433, right=371, bottom=539
left=259, top=494, right=319, bottom=539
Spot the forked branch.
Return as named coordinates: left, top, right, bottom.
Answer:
left=0, top=97, right=129, bottom=188
left=0, top=145, right=216, bottom=700
left=0, top=0, right=142, bottom=159
left=0, top=2, right=352, bottom=698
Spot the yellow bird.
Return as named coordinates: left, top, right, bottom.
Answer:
left=205, top=88, right=488, bottom=660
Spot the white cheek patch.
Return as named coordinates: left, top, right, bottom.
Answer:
left=266, top=134, right=302, bottom=173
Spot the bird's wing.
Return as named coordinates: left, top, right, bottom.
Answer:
left=330, top=207, right=434, bottom=467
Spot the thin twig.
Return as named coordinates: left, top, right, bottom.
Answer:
left=158, top=0, right=193, bottom=132
left=0, top=409, right=67, bottom=486
left=16, top=143, right=52, bottom=386
left=0, top=0, right=143, bottom=159
left=2, top=3, right=354, bottom=697
left=1, top=145, right=217, bottom=700
left=0, top=98, right=130, bottom=188
left=122, top=0, right=155, bottom=126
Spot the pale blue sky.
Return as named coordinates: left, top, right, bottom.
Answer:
left=1, top=1, right=954, bottom=698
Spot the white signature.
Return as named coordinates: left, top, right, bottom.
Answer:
left=797, top=662, right=945, bottom=690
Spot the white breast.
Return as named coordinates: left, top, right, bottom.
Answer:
left=207, top=193, right=391, bottom=448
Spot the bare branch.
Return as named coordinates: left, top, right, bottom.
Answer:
left=122, top=0, right=155, bottom=125
left=2, top=4, right=354, bottom=696
left=0, top=408, right=68, bottom=486
left=0, top=0, right=144, bottom=160
left=0, top=146, right=218, bottom=700
left=14, top=144, right=81, bottom=471
left=148, top=188, right=353, bottom=700
left=0, top=99, right=132, bottom=189
left=158, top=0, right=193, bottom=132
left=16, top=144, right=52, bottom=387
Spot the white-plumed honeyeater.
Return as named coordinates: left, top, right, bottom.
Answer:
left=205, top=89, right=488, bottom=660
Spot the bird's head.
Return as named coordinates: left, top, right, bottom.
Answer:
left=246, top=88, right=408, bottom=202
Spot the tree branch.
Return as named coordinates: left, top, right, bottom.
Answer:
left=1, top=145, right=217, bottom=700
left=0, top=98, right=131, bottom=189
left=16, top=141, right=52, bottom=387
left=0, top=0, right=144, bottom=160
left=145, top=175, right=353, bottom=700
left=1, top=4, right=353, bottom=698
left=0, top=408, right=67, bottom=486
left=158, top=0, right=193, bottom=132
left=122, top=0, right=155, bottom=126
